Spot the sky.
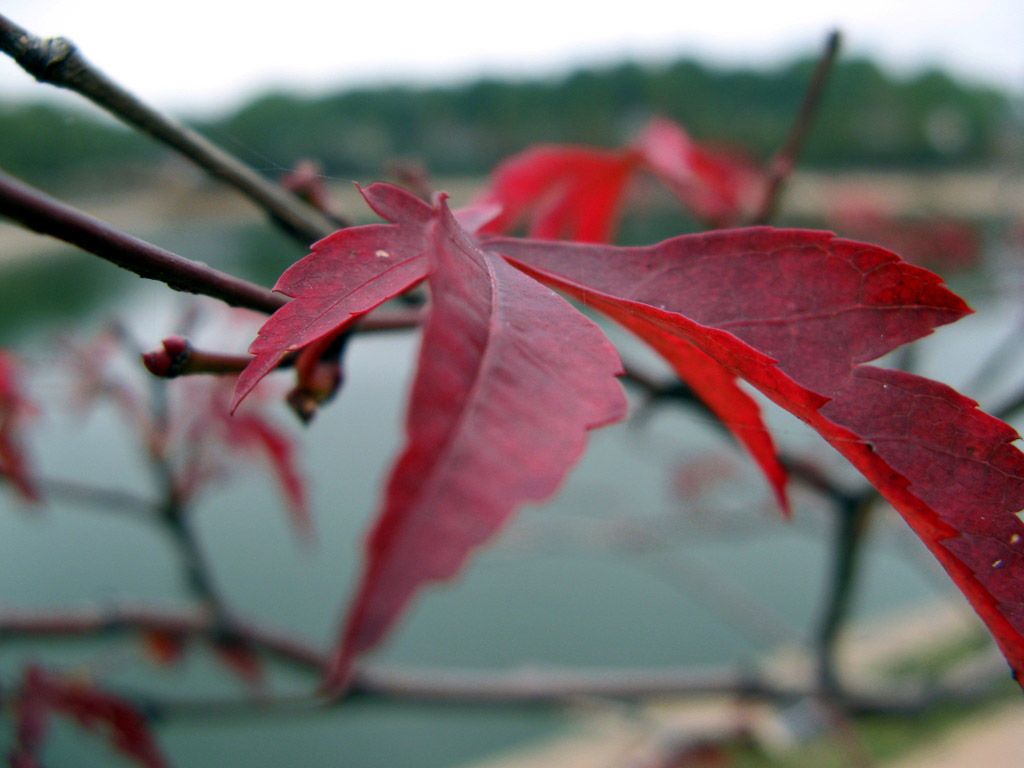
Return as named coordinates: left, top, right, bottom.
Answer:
left=1, top=0, right=1022, bottom=114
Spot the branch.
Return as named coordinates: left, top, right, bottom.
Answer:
left=38, top=477, right=159, bottom=519
left=3, top=603, right=1008, bottom=718
left=0, top=13, right=343, bottom=243
left=0, top=606, right=323, bottom=672
left=142, top=309, right=425, bottom=379
left=751, top=29, right=842, bottom=225
left=0, top=169, right=286, bottom=314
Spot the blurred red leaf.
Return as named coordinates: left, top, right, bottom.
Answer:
left=830, top=200, right=979, bottom=273
left=0, top=349, right=40, bottom=502
left=141, top=630, right=187, bottom=668
left=474, top=116, right=759, bottom=243
left=182, top=378, right=312, bottom=541
left=10, top=665, right=168, bottom=768
left=489, top=229, right=1024, bottom=685
left=324, top=192, right=627, bottom=687
left=636, top=116, right=760, bottom=228
left=280, top=159, right=333, bottom=216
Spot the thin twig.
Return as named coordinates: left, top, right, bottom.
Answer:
left=751, top=30, right=842, bottom=225
left=0, top=169, right=286, bottom=314
left=142, top=308, right=425, bottom=379
left=39, top=477, right=159, bottom=519
left=0, top=606, right=324, bottom=672
left=0, top=13, right=343, bottom=243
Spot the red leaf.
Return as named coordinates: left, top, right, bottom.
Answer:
left=325, top=198, right=628, bottom=687
left=232, top=184, right=435, bottom=410
left=14, top=665, right=169, bottom=768
left=473, top=117, right=760, bottom=243
left=182, top=378, right=312, bottom=541
left=475, top=146, right=640, bottom=242
left=488, top=230, right=1024, bottom=685
left=635, top=117, right=759, bottom=228
left=632, top=329, right=788, bottom=514
left=234, top=185, right=512, bottom=410
left=0, top=350, right=40, bottom=502
left=226, top=405, right=312, bottom=540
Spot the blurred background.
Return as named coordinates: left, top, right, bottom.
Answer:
left=2, top=2, right=1024, bottom=767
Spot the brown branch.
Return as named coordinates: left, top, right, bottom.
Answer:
left=0, top=606, right=323, bottom=672
left=142, top=309, right=425, bottom=379
left=0, top=606, right=1008, bottom=719
left=751, top=29, right=842, bottom=225
left=0, top=169, right=286, bottom=314
left=0, top=13, right=343, bottom=243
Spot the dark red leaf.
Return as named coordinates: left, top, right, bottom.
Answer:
left=488, top=230, right=1024, bottom=685
left=14, top=665, right=168, bottom=768
left=0, top=350, right=39, bottom=502
left=830, top=201, right=979, bottom=273
left=325, top=198, right=628, bottom=687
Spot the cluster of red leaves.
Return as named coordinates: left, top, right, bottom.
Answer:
left=473, top=116, right=761, bottom=242
left=64, top=327, right=310, bottom=539
left=9, top=665, right=167, bottom=768
left=176, top=376, right=311, bottom=539
left=234, top=182, right=1024, bottom=692
left=0, top=349, right=39, bottom=502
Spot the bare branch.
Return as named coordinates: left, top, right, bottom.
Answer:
left=751, top=30, right=842, bottom=225
left=0, top=13, right=343, bottom=243
left=0, top=169, right=286, bottom=313
left=39, top=477, right=159, bottom=519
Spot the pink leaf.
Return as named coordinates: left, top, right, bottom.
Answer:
left=488, top=230, right=1024, bottom=685
left=325, top=198, right=628, bottom=687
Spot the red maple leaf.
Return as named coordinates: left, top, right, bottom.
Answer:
left=9, top=665, right=169, bottom=768
left=240, top=183, right=1024, bottom=691
left=489, top=230, right=1024, bottom=685
left=324, top=194, right=627, bottom=687
left=472, top=116, right=760, bottom=243
left=0, top=349, right=40, bottom=502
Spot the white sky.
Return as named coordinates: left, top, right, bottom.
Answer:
left=1, top=0, right=1022, bottom=115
